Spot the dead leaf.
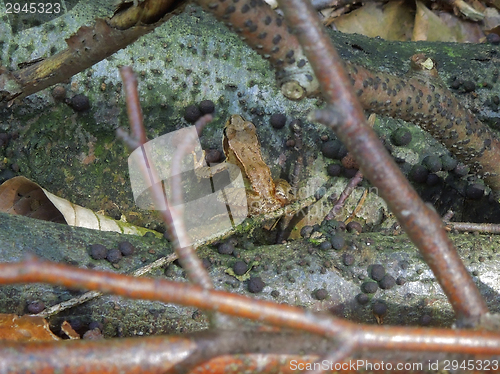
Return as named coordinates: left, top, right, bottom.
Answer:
left=0, top=314, right=60, bottom=342
left=0, top=176, right=160, bottom=237
left=61, top=321, right=80, bottom=340
left=333, top=1, right=414, bottom=41
left=437, top=11, right=484, bottom=42
left=414, top=1, right=457, bottom=41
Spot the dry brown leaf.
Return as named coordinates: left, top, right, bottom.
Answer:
left=413, top=1, right=457, bottom=41
left=0, top=176, right=160, bottom=237
left=333, top=1, right=414, bottom=41
left=61, top=321, right=80, bottom=340
left=0, top=314, right=60, bottom=342
left=437, top=10, right=485, bottom=42
left=484, top=7, right=500, bottom=31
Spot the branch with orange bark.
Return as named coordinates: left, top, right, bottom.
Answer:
left=1, top=258, right=500, bottom=372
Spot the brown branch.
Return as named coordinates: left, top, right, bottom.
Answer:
left=277, top=0, right=488, bottom=326
left=446, top=222, right=500, bottom=234
left=2, top=259, right=500, bottom=357
left=325, top=170, right=363, bottom=220
left=0, top=330, right=332, bottom=374
left=118, top=66, right=213, bottom=290
left=0, top=0, right=185, bottom=103
left=196, top=0, right=500, bottom=193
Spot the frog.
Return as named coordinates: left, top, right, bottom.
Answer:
left=193, top=114, right=292, bottom=216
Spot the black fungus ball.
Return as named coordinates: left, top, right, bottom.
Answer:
left=440, top=155, right=458, bottom=171
left=199, top=100, right=215, bottom=114
left=83, top=328, right=104, bottom=340
left=463, top=80, right=476, bottom=93
left=330, top=235, right=345, bottom=250
left=205, top=149, right=221, bottom=164
left=107, top=248, right=122, bottom=264
left=326, top=220, right=346, bottom=232
left=356, top=293, right=370, bottom=305
left=450, top=77, right=462, bottom=90
left=343, top=167, right=358, bottom=178
left=342, top=253, right=355, bottom=266
left=372, top=301, right=387, bottom=316
left=327, top=164, right=342, bottom=177
left=370, top=264, right=386, bottom=281
left=270, top=113, right=286, bottom=129
left=118, top=241, right=135, bottom=256
left=0, top=132, right=9, bottom=148
left=51, top=86, right=66, bottom=101
left=218, top=242, right=234, bottom=255
left=487, top=33, right=500, bottom=45
left=90, top=244, right=108, bottom=260
left=378, top=274, right=396, bottom=290
left=420, top=314, right=432, bottom=326
left=300, top=225, right=314, bottom=238
left=426, top=173, right=440, bottom=186
left=27, top=301, right=45, bottom=314
left=248, top=277, right=265, bottom=293
left=184, top=104, right=202, bottom=123
left=70, top=94, right=91, bottom=112
left=410, top=164, right=428, bottom=183
left=233, top=261, right=248, bottom=275
left=466, top=183, right=485, bottom=200
left=321, top=140, right=341, bottom=159
left=361, top=282, right=378, bottom=294
left=391, top=128, right=412, bottom=146
left=337, top=145, right=348, bottom=159
left=319, top=241, right=332, bottom=251
left=346, top=221, right=362, bottom=234
left=422, top=155, right=442, bottom=173
left=313, top=288, right=328, bottom=300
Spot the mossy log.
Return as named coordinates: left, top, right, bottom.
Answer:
left=1, top=212, right=499, bottom=337
left=1, top=3, right=500, bottom=337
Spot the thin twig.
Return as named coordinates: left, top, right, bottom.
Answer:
left=278, top=0, right=488, bottom=326
left=119, top=66, right=213, bottom=290
left=2, top=259, right=500, bottom=356
left=36, top=253, right=178, bottom=318
left=325, top=170, right=363, bottom=220
left=446, top=222, right=500, bottom=234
